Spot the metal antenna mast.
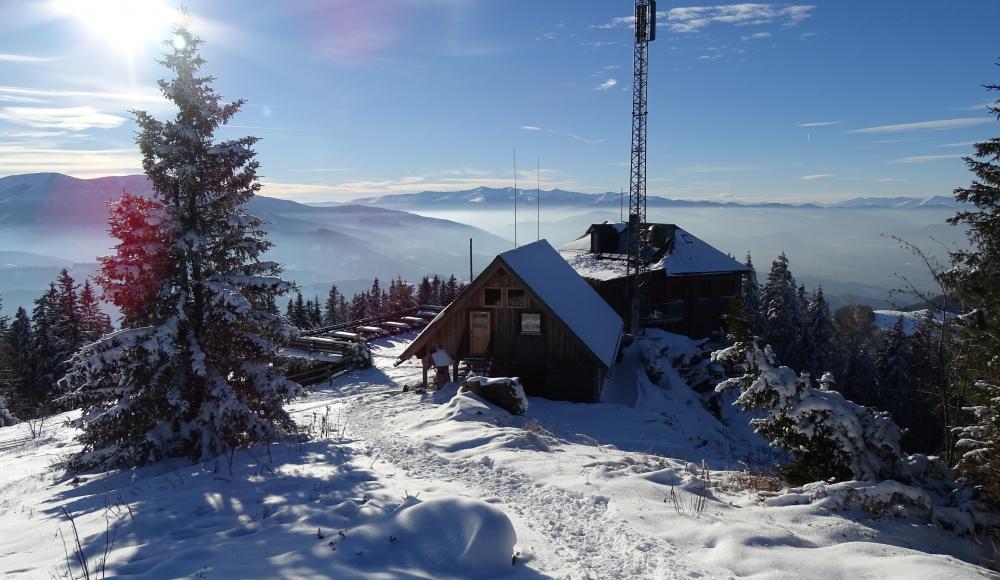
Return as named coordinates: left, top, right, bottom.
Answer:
left=625, top=0, right=655, bottom=336
left=536, top=156, right=540, bottom=242
left=513, top=147, right=518, bottom=250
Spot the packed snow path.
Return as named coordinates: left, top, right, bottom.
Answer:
left=344, top=388, right=705, bottom=579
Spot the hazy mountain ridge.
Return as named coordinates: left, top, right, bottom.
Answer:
left=0, top=173, right=511, bottom=316
left=348, top=185, right=967, bottom=210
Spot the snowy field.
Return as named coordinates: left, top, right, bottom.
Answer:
left=0, top=332, right=995, bottom=579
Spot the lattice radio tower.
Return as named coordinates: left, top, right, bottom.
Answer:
left=626, top=0, right=655, bottom=336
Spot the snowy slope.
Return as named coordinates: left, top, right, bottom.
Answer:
left=0, top=333, right=994, bottom=578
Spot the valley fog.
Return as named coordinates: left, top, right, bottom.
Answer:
left=0, top=205, right=966, bottom=316
left=409, top=206, right=966, bottom=309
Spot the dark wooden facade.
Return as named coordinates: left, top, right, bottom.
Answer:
left=562, top=222, right=748, bottom=339
left=397, top=257, right=614, bottom=403
left=585, top=271, right=742, bottom=339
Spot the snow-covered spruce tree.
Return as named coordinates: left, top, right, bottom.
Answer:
left=78, top=279, right=112, bottom=343
left=30, top=283, right=66, bottom=412
left=60, top=26, right=301, bottom=469
left=831, top=303, right=879, bottom=404
left=97, top=191, right=173, bottom=328
left=713, top=340, right=902, bottom=484
left=949, top=64, right=1000, bottom=505
left=0, top=395, right=16, bottom=427
left=55, top=269, right=82, bottom=349
left=443, top=274, right=460, bottom=305
left=323, top=284, right=341, bottom=325
left=801, top=287, right=835, bottom=379
left=741, top=253, right=763, bottom=336
left=417, top=276, right=433, bottom=305
left=430, top=275, right=443, bottom=305
left=0, top=296, right=12, bottom=416
left=3, top=307, right=32, bottom=417
left=875, top=316, right=940, bottom=453
left=369, top=277, right=383, bottom=316
left=761, top=253, right=803, bottom=369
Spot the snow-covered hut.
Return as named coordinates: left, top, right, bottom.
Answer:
left=396, top=240, right=623, bottom=403
left=559, top=222, right=749, bottom=338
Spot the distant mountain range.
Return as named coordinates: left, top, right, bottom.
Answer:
left=346, top=186, right=966, bottom=210
left=0, top=173, right=511, bottom=316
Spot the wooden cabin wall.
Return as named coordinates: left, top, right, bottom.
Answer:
left=418, top=262, right=602, bottom=401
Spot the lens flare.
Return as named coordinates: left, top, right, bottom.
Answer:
left=52, top=0, right=181, bottom=54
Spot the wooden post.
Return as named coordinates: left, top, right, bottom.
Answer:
left=452, top=360, right=460, bottom=382
left=422, top=356, right=429, bottom=388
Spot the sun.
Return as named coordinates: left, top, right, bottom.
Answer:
left=51, top=0, right=181, bottom=54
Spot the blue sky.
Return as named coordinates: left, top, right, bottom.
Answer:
left=1, top=0, right=998, bottom=202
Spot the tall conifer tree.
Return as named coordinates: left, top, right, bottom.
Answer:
left=62, top=23, right=301, bottom=468
left=950, top=64, right=1000, bottom=503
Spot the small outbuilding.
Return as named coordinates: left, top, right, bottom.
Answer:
left=559, top=222, right=750, bottom=338
left=396, top=240, right=624, bottom=403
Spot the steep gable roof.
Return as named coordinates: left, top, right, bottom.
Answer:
left=498, top=240, right=623, bottom=368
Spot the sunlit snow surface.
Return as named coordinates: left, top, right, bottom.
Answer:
left=0, top=331, right=994, bottom=578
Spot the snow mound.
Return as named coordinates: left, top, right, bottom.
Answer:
left=430, top=390, right=514, bottom=424
left=350, top=497, right=517, bottom=577
left=461, top=376, right=529, bottom=415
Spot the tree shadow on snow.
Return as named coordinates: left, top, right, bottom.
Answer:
left=42, top=436, right=541, bottom=579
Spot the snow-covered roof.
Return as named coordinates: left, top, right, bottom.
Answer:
left=663, top=228, right=749, bottom=276
left=499, top=240, right=623, bottom=368
left=559, top=222, right=748, bottom=280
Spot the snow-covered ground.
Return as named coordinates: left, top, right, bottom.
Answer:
left=874, top=309, right=929, bottom=335
left=0, top=332, right=995, bottom=579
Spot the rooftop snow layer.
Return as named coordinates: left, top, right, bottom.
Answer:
left=559, top=223, right=748, bottom=280
left=663, top=228, right=748, bottom=275
left=500, top=240, right=623, bottom=368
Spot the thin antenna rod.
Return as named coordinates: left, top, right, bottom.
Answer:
left=536, top=156, right=540, bottom=242
left=469, top=238, right=473, bottom=281
left=620, top=187, right=624, bottom=222
left=513, top=147, right=517, bottom=250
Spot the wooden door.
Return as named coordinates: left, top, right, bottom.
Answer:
left=469, top=311, right=490, bottom=356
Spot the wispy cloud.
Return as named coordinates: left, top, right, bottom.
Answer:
left=952, top=100, right=997, bottom=111
left=0, top=85, right=167, bottom=107
left=595, top=78, right=617, bottom=91
left=890, top=153, right=967, bottom=164
left=0, top=145, right=140, bottom=177
left=0, top=129, right=76, bottom=139
left=666, top=4, right=815, bottom=33
left=592, top=4, right=815, bottom=32
left=521, top=125, right=604, bottom=145
left=936, top=141, right=975, bottom=148
left=849, top=117, right=992, bottom=134
left=289, top=167, right=351, bottom=173
left=0, top=53, right=58, bottom=63
left=798, top=121, right=841, bottom=127
left=0, top=107, right=127, bottom=131
left=742, top=32, right=771, bottom=41
left=800, top=174, right=835, bottom=180
left=0, top=94, right=49, bottom=104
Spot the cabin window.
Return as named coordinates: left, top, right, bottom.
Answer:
left=483, top=287, right=503, bottom=307
left=507, top=288, right=527, bottom=308
left=520, top=312, right=542, bottom=335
